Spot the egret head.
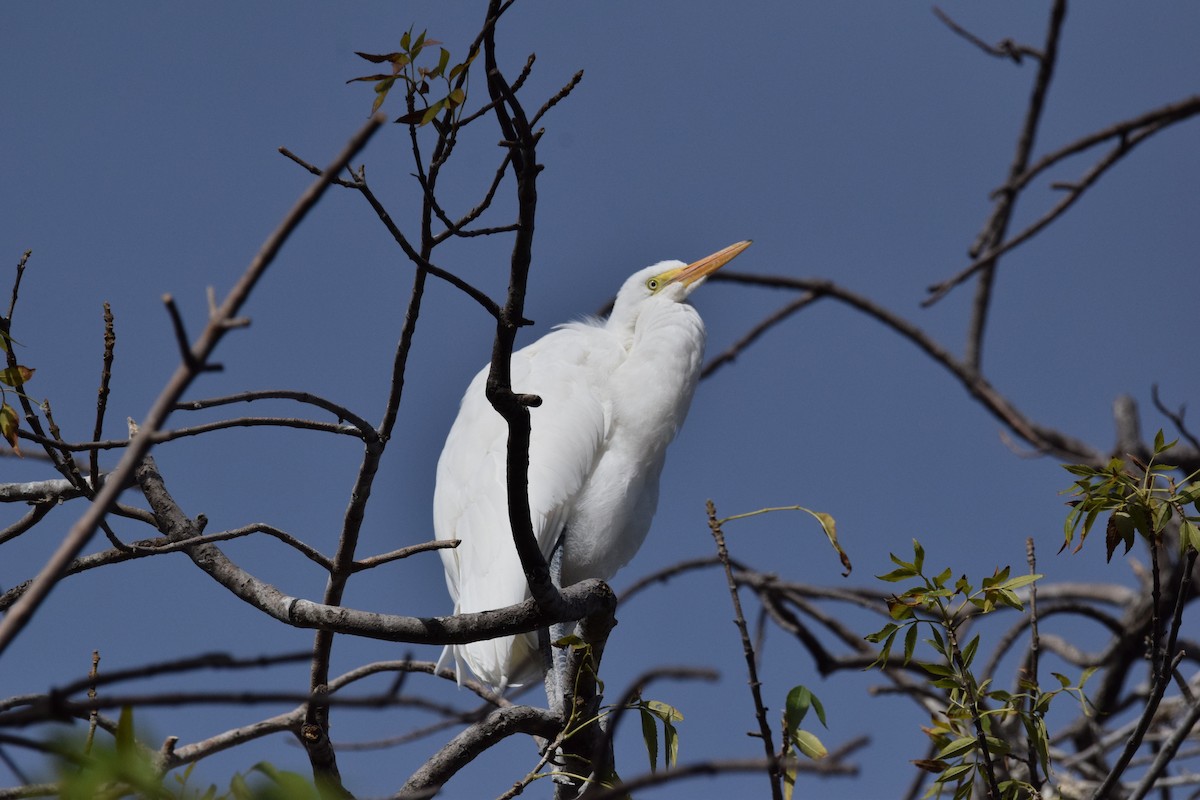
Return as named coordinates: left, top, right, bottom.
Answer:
left=610, top=240, right=752, bottom=325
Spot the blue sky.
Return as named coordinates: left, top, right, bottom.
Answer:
left=3, top=2, right=1198, bottom=797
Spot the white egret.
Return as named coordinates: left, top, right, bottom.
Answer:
left=434, top=240, right=751, bottom=690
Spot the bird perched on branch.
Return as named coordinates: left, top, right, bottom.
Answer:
left=434, top=240, right=752, bottom=690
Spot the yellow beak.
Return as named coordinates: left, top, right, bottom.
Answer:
left=665, top=240, right=752, bottom=288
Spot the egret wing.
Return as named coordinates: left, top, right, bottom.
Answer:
left=433, top=324, right=619, bottom=687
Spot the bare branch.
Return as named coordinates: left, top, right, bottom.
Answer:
left=0, top=114, right=385, bottom=660
left=707, top=500, right=782, bottom=800
left=962, top=0, right=1067, bottom=373
left=712, top=271, right=1103, bottom=463
left=400, top=705, right=560, bottom=796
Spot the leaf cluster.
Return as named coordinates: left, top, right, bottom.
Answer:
left=866, top=541, right=1094, bottom=799
left=633, top=695, right=683, bottom=774
left=780, top=685, right=828, bottom=800
left=1062, top=430, right=1200, bottom=559
left=348, top=27, right=476, bottom=125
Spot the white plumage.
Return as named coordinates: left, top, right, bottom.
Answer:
left=434, top=241, right=751, bottom=689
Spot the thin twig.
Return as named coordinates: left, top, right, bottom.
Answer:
left=1024, top=536, right=1043, bottom=793
left=1151, top=384, right=1200, bottom=453
left=933, top=7, right=1042, bottom=63
left=707, top=500, right=783, bottom=800
left=701, top=293, right=818, bottom=379
left=0, top=113, right=386, bottom=660
left=90, top=303, right=115, bottom=487
left=962, top=0, right=1067, bottom=372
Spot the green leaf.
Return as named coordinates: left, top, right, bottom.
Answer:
left=645, top=699, right=683, bottom=723
left=639, top=704, right=658, bottom=773
left=783, top=763, right=798, bottom=800
left=937, top=735, right=978, bottom=760
left=903, top=622, right=919, bottom=665
left=865, top=621, right=897, bottom=644
left=867, top=625, right=898, bottom=667
left=420, top=98, right=445, bottom=125
left=933, top=567, right=953, bottom=588
left=998, top=573, right=1041, bottom=592
left=1174, top=482, right=1200, bottom=504
left=784, top=685, right=813, bottom=733
left=791, top=728, right=827, bottom=760
left=938, top=762, right=976, bottom=783
left=229, top=772, right=252, bottom=800
left=1, top=402, right=20, bottom=455
left=434, top=47, right=450, bottom=77
left=1181, top=518, right=1200, bottom=553
left=877, top=567, right=917, bottom=583
left=919, top=662, right=957, bottom=678
left=0, top=365, right=33, bottom=386
left=961, top=634, right=979, bottom=668
left=116, top=706, right=135, bottom=756
left=370, top=78, right=396, bottom=114
left=663, top=719, right=679, bottom=768
left=808, top=691, right=827, bottom=728
left=928, top=626, right=946, bottom=656
left=251, top=763, right=320, bottom=799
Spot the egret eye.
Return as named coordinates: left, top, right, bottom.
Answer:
left=646, top=278, right=660, bottom=291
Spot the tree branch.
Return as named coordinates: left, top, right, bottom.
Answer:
left=0, top=114, right=386, bottom=660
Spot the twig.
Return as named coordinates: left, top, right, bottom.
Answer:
left=531, top=70, right=584, bottom=127
left=83, top=651, right=100, bottom=755
left=90, top=303, right=115, bottom=487
left=1127, top=682, right=1200, bottom=800
left=962, top=0, right=1067, bottom=372
left=1024, top=537, right=1043, bottom=793
left=17, top=415, right=364, bottom=452
left=350, top=539, right=458, bottom=571
left=932, top=7, right=1042, bottom=63
left=926, top=113, right=1186, bottom=312
left=400, top=705, right=560, bottom=796
left=1151, top=384, right=1200, bottom=453
left=0, top=113, right=386, bottom=660
left=1090, top=549, right=1197, bottom=797
left=0, top=503, right=52, bottom=545
left=163, top=294, right=218, bottom=373
left=278, top=146, right=501, bottom=316
left=707, top=500, right=783, bottom=800
left=701, top=293, right=819, bottom=379
left=174, top=389, right=376, bottom=438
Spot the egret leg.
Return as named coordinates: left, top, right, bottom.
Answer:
left=542, top=533, right=570, bottom=717
left=544, top=533, right=578, bottom=788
